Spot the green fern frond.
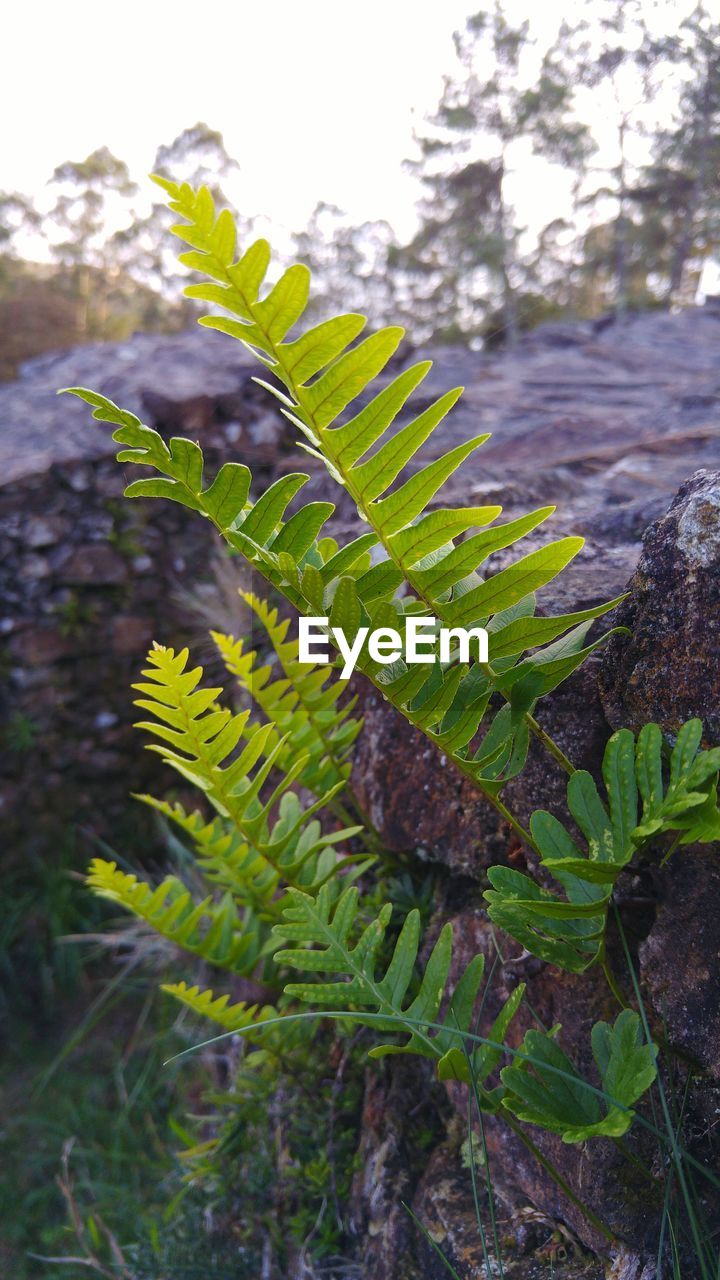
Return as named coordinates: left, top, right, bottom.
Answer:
left=157, top=179, right=622, bottom=782
left=501, top=1009, right=657, bottom=1143
left=212, top=588, right=361, bottom=799
left=61, top=179, right=625, bottom=839
left=485, top=719, right=720, bottom=972
left=133, top=794, right=281, bottom=916
left=161, top=980, right=275, bottom=1033
left=272, top=882, right=524, bottom=1097
left=132, top=643, right=364, bottom=894
left=87, top=857, right=262, bottom=973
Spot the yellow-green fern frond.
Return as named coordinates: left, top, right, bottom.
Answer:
left=212, top=589, right=360, bottom=799
left=87, top=857, right=262, bottom=974
left=132, top=643, right=364, bottom=891
left=162, top=981, right=275, bottom=1034
left=61, top=181, right=625, bottom=835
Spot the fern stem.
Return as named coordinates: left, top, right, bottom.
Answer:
left=600, top=947, right=630, bottom=1011
left=524, top=712, right=575, bottom=775
left=328, top=795, right=388, bottom=863
left=205, top=409, right=542, bottom=854
left=659, top=831, right=682, bottom=868
left=485, top=793, right=539, bottom=854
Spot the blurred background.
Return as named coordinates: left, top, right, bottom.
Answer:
left=3, top=0, right=720, bottom=377
left=2, top=1, right=719, bottom=1276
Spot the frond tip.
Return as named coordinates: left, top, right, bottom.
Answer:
left=86, top=857, right=261, bottom=973
left=161, top=981, right=275, bottom=1034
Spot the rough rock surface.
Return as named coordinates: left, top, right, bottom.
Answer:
left=599, top=469, right=720, bottom=741
left=412, top=1140, right=605, bottom=1280
left=0, top=330, right=278, bottom=858
left=2, top=307, right=720, bottom=1270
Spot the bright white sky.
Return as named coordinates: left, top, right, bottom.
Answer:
left=5, top=0, right=695, bottom=246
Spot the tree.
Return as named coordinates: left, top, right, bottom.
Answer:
left=121, top=123, right=244, bottom=300
left=0, top=192, right=38, bottom=258
left=401, top=4, right=594, bottom=345
left=640, top=4, right=720, bottom=303
left=45, top=147, right=138, bottom=336
left=565, top=0, right=670, bottom=314
left=294, top=201, right=397, bottom=327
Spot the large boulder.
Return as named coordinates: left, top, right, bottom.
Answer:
left=599, top=469, right=720, bottom=741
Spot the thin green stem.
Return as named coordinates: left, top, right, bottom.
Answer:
left=614, top=907, right=713, bottom=1278
left=660, top=831, right=682, bottom=869
left=599, top=938, right=630, bottom=1010
left=524, top=711, right=576, bottom=775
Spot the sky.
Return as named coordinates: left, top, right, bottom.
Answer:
left=3, top=0, right=614, bottom=242
left=5, top=0, right=702, bottom=273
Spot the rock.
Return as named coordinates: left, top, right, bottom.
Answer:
left=0, top=328, right=268, bottom=486
left=436, top=909, right=667, bottom=1256
left=349, top=1058, right=447, bottom=1280
left=24, top=514, right=71, bottom=548
left=9, top=625, right=78, bottom=665
left=56, top=544, right=127, bottom=586
left=110, top=614, right=154, bottom=656
left=599, top=470, right=720, bottom=741
left=412, top=1139, right=604, bottom=1279
left=22, top=553, right=52, bottom=581
left=640, top=849, right=720, bottom=1078
left=351, top=687, right=505, bottom=873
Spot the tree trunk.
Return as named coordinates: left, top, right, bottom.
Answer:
left=496, top=165, right=518, bottom=346
left=614, top=118, right=629, bottom=316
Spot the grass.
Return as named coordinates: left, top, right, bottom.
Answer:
left=0, top=979, right=185, bottom=1278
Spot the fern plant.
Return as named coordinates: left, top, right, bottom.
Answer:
left=273, top=882, right=524, bottom=1080
left=133, top=642, right=362, bottom=891
left=87, top=858, right=266, bottom=974
left=485, top=719, right=720, bottom=974
left=65, top=177, right=718, bottom=1252
left=63, top=176, right=627, bottom=850
left=89, top=638, right=368, bottom=996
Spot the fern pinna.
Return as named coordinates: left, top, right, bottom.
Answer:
left=212, top=588, right=361, bottom=809
left=62, top=176, right=626, bottom=848
left=485, top=719, right=720, bottom=973
left=273, top=881, right=534, bottom=1109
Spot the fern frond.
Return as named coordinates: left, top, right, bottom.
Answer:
left=132, top=643, right=364, bottom=894
left=272, top=883, right=524, bottom=1097
left=87, top=857, right=262, bottom=973
left=62, top=180, right=625, bottom=839
left=501, top=1009, right=657, bottom=1143
left=162, top=980, right=275, bottom=1033
left=485, top=719, right=720, bottom=972
left=212, top=589, right=361, bottom=800
left=133, top=794, right=282, bottom=916
left=161, top=183, right=623, bottom=770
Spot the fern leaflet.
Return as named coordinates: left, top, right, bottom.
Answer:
left=485, top=720, right=720, bottom=972
left=272, top=882, right=525, bottom=1101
